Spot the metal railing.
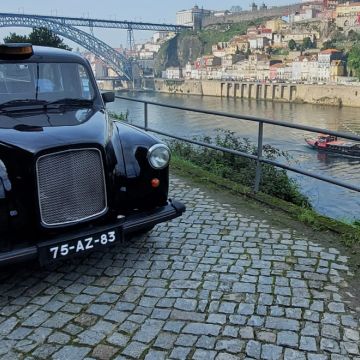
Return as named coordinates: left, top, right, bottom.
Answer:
left=115, top=95, right=360, bottom=194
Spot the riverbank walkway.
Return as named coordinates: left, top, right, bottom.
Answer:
left=0, top=176, right=359, bottom=359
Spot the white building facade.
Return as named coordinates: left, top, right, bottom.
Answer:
left=176, top=6, right=211, bottom=27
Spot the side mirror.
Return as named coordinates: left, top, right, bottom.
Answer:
left=102, top=92, right=115, bottom=103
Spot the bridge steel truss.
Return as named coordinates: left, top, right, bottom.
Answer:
left=0, top=13, right=191, bottom=32
left=0, top=13, right=134, bottom=80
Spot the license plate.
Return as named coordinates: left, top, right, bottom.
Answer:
left=38, top=228, right=120, bottom=264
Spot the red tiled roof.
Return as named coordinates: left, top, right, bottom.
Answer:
left=320, top=48, right=340, bottom=54
left=270, top=63, right=284, bottom=68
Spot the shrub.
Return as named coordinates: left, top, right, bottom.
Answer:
left=169, top=129, right=310, bottom=207
left=108, top=110, right=129, bottom=121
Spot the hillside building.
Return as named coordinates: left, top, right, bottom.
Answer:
left=269, top=63, right=284, bottom=79
left=289, top=7, right=320, bottom=22
left=292, top=54, right=318, bottom=81
left=249, top=36, right=270, bottom=49
left=265, top=19, right=288, bottom=32
left=230, top=36, right=250, bottom=52
left=283, top=31, right=318, bottom=45
left=318, top=49, right=344, bottom=81
left=335, top=2, right=360, bottom=29
left=221, top=54, right=246, bottom=67
left=163, top=67, right=183, bottom=79
left=212, top=45, right=227, bottom=58
left=330, top=60, right=346, bottom=81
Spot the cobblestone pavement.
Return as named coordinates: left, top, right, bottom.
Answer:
left=0, top=178, right=359, bottom=360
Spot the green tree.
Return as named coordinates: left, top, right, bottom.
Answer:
left=3, top=32, right=29, bottom=43
left=348, top=45, right=360, bottom=79
left=302, top=37, right=313, bottom=49
left=265, top=46, right=273, bottom=55
left=4, top=27, right=71, bottom=50
left=288, top=39, right=296, bottom=51
left=29, top=28, right=71, bottom=50
left=321, top=39, right=336, bottom=50
left=348, top=30, right=360, bottom=42
left=299, top=44, right=305, bottom=55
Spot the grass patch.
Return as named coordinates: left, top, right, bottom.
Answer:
left=296, top=208, right=360, bottom=247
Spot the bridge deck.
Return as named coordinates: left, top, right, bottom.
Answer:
left=0, top=176, right=358, bottom=359
left=0, top=12, right=190, bottom=31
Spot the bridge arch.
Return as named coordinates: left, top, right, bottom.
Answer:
left=0, top=14, right=132, bottom=80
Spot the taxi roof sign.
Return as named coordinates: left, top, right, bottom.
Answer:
left=0, top=43, right=33, bottom=60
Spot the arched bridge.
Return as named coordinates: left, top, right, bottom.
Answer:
left=0, top=13, right=190, bottom=80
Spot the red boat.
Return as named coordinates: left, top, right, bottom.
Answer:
left=305, top=134, right=360, bottom=157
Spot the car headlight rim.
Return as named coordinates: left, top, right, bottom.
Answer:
left=147, top=144, right=171, bottom=170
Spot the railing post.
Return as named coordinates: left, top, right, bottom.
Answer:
left=114, top=95, right=360, bottom=194
left=254, top=122, right=263, bottom=193
left=144, top=102, right=148, bottom=131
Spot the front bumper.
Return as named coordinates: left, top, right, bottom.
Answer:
left=0, top=199, right=185, bottom=266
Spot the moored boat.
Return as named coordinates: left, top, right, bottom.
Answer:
left=305, top=134, right=360, bottom=157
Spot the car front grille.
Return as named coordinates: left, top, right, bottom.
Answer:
left=36, top=148, right=107, bottom=227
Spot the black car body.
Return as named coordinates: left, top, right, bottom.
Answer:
left=0, top=44, right=185, bottom=265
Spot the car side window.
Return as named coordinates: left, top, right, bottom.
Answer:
left=0, top=63, right=35, bottom=94
left=59, top=63, right=93, bottom=100
left=78, top=64, right=93, bottom=99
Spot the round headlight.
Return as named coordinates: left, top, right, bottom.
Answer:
left=147, top=144, right=171, bottom=170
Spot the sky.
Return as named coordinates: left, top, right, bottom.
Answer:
left=0, top=0, right=296, bottom=48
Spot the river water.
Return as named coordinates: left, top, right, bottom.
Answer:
left=108, top=91, right=360, bottom=221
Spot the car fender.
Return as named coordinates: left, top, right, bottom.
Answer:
left=0, top=159, right=11, bottom=195
left=0, top=160, right=11, bottom=241
left=113, top=120, right=159, bottom=178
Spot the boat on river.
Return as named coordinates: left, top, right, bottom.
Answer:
left=305, top=134, right=360, bottom=157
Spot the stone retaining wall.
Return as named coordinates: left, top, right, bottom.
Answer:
left=153, top=79, right=360, bottom=107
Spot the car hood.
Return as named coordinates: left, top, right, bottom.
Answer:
left=0, top=107, right=108, bottom=154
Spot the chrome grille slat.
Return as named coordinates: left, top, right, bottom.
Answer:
left=36, top=148, right=107, bottom=227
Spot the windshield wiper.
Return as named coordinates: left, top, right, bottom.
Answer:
left=0, top=98, right=94, bottom=114
left=45, top=98, right=93, bottom=108
left=0, top=99, right=48, bottom=110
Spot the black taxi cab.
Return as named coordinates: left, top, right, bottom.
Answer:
left=0, top=43, right=185, bottom=265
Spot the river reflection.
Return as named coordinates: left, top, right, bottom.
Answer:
left=108, top=91, right=360, bottom=221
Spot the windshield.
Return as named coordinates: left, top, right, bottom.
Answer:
left=0, top=62, right=96, bottom=106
